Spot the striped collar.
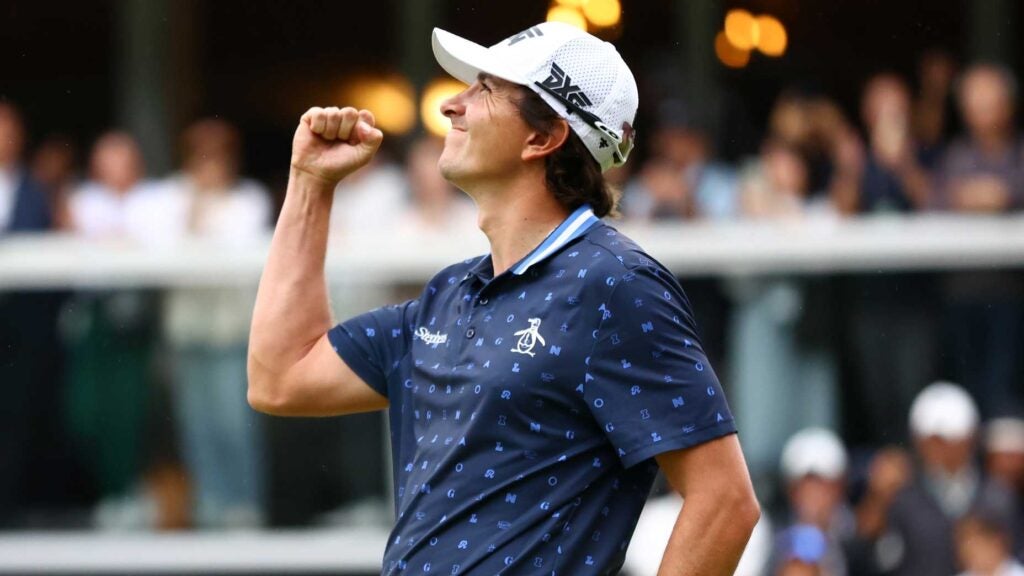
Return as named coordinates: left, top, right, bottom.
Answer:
left=511, top=204, right=600, bottom=275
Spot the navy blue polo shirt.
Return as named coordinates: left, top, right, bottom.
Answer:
left=328, top=205, right=736, bottom=575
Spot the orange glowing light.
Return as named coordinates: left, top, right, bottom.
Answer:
left=421, top=78, right=467, bottom=137
left=756, top=15, right=787, bottom=56
left=582, top=0, right=621, bottom=28
left=341, top=76, right=416, bottom=135
left=715, top=31, right=750, bottom=69
left=724, top=9, right=757, bottom=51
left=546, top=5, right=588, bottom=30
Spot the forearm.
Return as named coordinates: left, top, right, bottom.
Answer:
left=249, top=168, right=336, bottom=380
left=657, top=494, right=757, bottom=576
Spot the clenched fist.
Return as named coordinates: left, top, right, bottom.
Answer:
left=291, top=106, right=383, bottom=185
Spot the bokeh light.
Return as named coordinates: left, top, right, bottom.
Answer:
left=756, top=15, right=788, bottom=56
left=553, top=0, right=586, bottom=7
left=715, top=31, right=750, bottom=69
left=420, top=78, right=466, bottom=137
left=582, top=0, right=622, bottom=28
left=546, top=5, right=588, bottom=30
left=340, top=76, right=416, bottom=135
left=724, top=9, right=757, bottom=51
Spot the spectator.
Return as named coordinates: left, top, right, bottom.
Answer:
left=851, top=444, right=917, bottom=545
left=937, top=64, right=1024, bottom=418
left=159, top=118, right=270, bottom=528
left=877, top=382, right=1015, bottom=576
left=773, top=428, right=855, bottom=576
left=0, top=101, right=63, bottom=528
left=30, top=135, right=79, bottom=231
left=620, top=99, right=738, bottom=221
left=955, top=507, right=1024, bottom=576
left=984, top=417, right=1024, bottom=556
left=766, top=91, right=864, bottom=216
left=67, top=131, right=165, bottom=240
left=938, top=64, right=1023, bottom=212
left=860, top=73, right=933, bottom=212
left=63, top=131, right=162, bottom=527
left=395, top=135, right=476, bottom=235
left=739, top=139, right=828, bottom=219
left=985, top=418, right=1024, bottom=494
left=728, top=139, right=840, bottom=490
left=847, top=73, right=940, bottom=445
left=912, top=50, right=958, bottom=164
left=0, top=102, right=51, bottom=232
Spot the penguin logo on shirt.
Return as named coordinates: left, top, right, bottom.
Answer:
left=512, top=318, right=545, bottom=357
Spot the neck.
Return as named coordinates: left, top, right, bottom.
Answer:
left=469, top=176, right=568, bottom=277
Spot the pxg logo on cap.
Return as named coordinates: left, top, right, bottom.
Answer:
left=432, top=22, right=639, bottom=172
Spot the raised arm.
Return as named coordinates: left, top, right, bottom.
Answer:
left=247, top=106, right=388, bottom=417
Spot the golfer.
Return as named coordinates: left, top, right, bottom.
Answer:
left=249, top=21, right=759, bottom=575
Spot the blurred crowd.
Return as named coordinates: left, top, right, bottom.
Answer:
left=1, top=52, right=1024, bottom=575
left=627, top=383, right=1024, bottom=576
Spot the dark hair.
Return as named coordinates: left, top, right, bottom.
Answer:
left=513, top=87, right=620, bottom=218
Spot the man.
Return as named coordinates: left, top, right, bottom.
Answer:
left=874, top=382, right=1015, bottom=576
left=0, top=102, right=50, bottom=232
left=937, top=63, right=1024, bottom=420
left=848, top=73, right=939, bottom=446
left=773, top=428, right=869, bottom=576
left=0, top=101, right=61, bottom=527
left=249, top=22, right=759, bottom=575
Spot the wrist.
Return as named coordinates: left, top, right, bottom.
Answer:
left=289, top=165, right=341, bottom=190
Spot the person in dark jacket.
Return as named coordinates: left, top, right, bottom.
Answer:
left=878, top=382, right=1015, bottom=576
left=0, top=101, right=67, bottom=527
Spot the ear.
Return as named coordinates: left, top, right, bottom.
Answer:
left=522, top=119, right=570, bottom=163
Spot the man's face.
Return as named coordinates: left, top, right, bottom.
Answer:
left=916, top=435, right=975, bottom=475
left=960, top=68, right=1014, bottom=138
left=788, top=475, right=844, bottom=528
left=437, top=74, right=535, bottom=191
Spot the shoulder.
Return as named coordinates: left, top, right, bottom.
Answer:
left=579, top=222, right=680, bottom=292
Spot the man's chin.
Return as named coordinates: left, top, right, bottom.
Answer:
left=437, top=158, right=463, bottom=185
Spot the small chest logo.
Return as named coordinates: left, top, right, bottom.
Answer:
left=511, top=318, right=545, bottom=357
left=414, top=327, right=448, bottom=345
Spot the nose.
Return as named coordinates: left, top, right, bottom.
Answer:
left=440, top=86, right=469, bottom=119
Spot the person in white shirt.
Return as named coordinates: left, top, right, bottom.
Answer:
left=160, top=118, right=270, bottom=528
left=64, top=131, right=162, bottom=524
left=67, top=131, right=165, bottom=241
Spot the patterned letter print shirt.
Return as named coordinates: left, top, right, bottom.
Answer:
left=328, top=205, right=736, bottom=575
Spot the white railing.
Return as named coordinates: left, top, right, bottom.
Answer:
left=2, top=215, right=1024, bottom=289
left=0, top=528, right=390, bottom=574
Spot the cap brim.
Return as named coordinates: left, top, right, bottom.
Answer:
left=432, top=28, right=527, bottom=86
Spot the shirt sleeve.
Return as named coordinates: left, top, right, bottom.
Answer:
left=583, top=263, right=736, bottom=468
left=327, top=299, right=419, bottom=398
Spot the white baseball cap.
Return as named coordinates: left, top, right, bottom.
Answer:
left=431, top=22, right=638, bottom=172
left=909, top=381, right=979, bottom=440
left=780, top=427, right=848, bottom=482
